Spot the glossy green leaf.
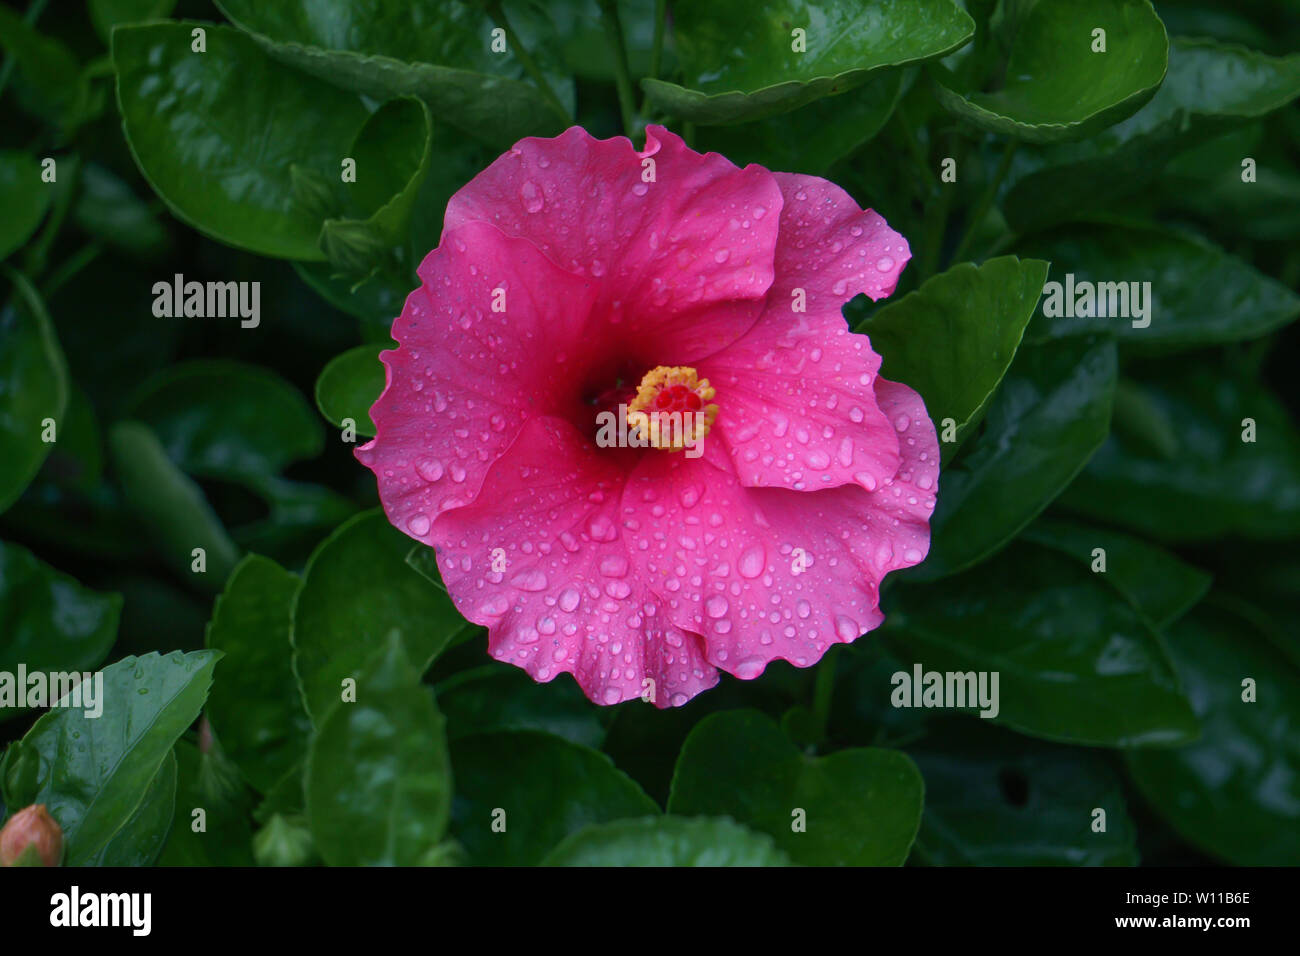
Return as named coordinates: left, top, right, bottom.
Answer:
left=913, top=334, right=1116, bottom=579
left=668, top=709, right=923, bottom=865
left=435, top=665, right=606, bottom=749
left=226, top=475, right=358, bottom=561
left=0, top=540, right=121, bottom=722
left=125, top=360, right=323, bottom=481
left=910, top=719, right=1138, bottom=866
left=158, top=739, right=255, bottom=866
left=314, top=345, right=384, bottom=438
left=292, top=510, right=465, bottom=723
left=0, top=271, right=68, bottom=515
left=305, top=633, right=452, bottom=866
left=931, top=0, right=1167, bottom=143
left=1021, top=517, right=1210, bottom=628
left=89, top=0, right=178, bottom=45
left=1060, top=362, right=1300, bottom=540
left=108, top=421, right=241, bottom=587
left=858, top=256, right=1049, bottom=461
left=887, top=540, right=1199, bottom=747
left=448, top=730, right=658, bottom=866
left=204, top=555, right=309, bottom=794
left=4, top=650, right=218, bottom=867
left=699, top=70, right=905, bottom=174
left=642, top=0, right=974, bottom=124
left=321, top=97, right=431, bottom=273
left=1157, top=126, right=1300, bottom=241
left=113, top=22, right=368, bottom=260
left=91, top=749, right=177, bottom=867
left=1003, top=38, right=1300, bottom=230
left=1018, top=224, right=1300, bottom=350
left=542, top=816, right=791, bottom=866
left=214, top=0, right=570, bottom=146
left=1126, top=602, right=1300, bottom=865
left=0, top=151, right=51, bottom=262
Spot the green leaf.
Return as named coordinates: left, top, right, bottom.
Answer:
left=314, top=345, right=385, bottom=438
left=291, top=510, right=465, bottom=723
left=1003, top=38, right=1300, bottom=231
left=449, top=730, right=658, bottom=865
left=0, top=541, right=121, bottom=722
left=1020, top=518, right=1210, bottom=629
left=857, top=256, right=1049, bottom=461
left=887, top=539, right=1199, bottom=747
left=668, top=709, right=923, bottom=865
left=0, top=6, right=93, bottom=139
left=699, top=70, right=905, bottom=174
left=931, top=0, right=1168, bottom=143
left=90, top=749, right=177, bottom=867
left=89, top=0, right=178, bottom=45
left=214, top=0, right=570, bottom=147
left=910, top=720, right=1138, bottom=866
left=71, top=162, right=168, bottom=260
left=125, top=360, right=324, bottom=481
left=205, top=555, right=309, bottom=794
left=0, top=270, right=69, bottom=515
left=913, top=334, right=1116, bottom=580
left=38, top=385, right=103, bottom=493
left=226, top=475, right=358, bottom=560
left=1157, top=126, right=1300, bottom=241
left=642, top=0, right=973, bottom=124
left=321, top=96, right=432, bottom=274
left=1126, top=602, right=1300, bottom=865
left=305, top=632, right=452, bottom=866
left=158, top=739, right=255, bottom=866
left=108, top=420, right=241, bottom=588
left=5, top=650, right=219, bottom=867
left=542, top=816, right=792, bottom=866
left=0, top=151, right=51, bottom=262
left=113, top=22, right=369, bottom=260
left=435, top=665, right=606, bottom=749
left=1060, top=361, right=1300, bottom=540
left=1017, top=224, right=1300, bottom=350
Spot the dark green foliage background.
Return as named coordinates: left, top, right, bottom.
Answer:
left=1, top=0, right=1298, bottom=867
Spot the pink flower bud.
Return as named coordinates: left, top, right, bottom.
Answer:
left=0, top=804, right=64, bottom=867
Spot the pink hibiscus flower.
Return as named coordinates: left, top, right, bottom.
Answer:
left=356, top=126, right=938, bottom=708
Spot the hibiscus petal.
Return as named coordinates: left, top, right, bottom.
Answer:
left=700, top=311, right=902, bottom=492
left=622, top=378, right=937, bottom=681
left=356, top=220, right=601, bottom=536
left=698, top=173, right=911, bottom=492
left=430, top=416, right=719, bottom=708
left=769, top=171, right=910, bottom=306
left=444, top=125, right=785, bottom=362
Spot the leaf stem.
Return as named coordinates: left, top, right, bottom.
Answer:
left=891, top=104, right=938, bottom=196
left=598, top=0, right=639, bottom=138
left=811, top=648, right=838, bottom=745
left=485, top=1, right=572, bottom=127
left=949, top=137, right=1017, bottom=266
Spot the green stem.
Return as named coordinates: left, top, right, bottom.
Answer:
left=598, top=0, right=639, bottom=138
left=649, top=0, right=666, bottom=81
left=891, top=104, right=938, bottom=196
left=638, top=0, right=667, bottom=116
left=41, top=242, right=102, bottom=299
left=949, top=137, right=1017, bottom=266
left=486, top=1, right=572, bottom=126
left=811, top=649, right=838, bottom=744
left=682, top=121, right=696, bottom=147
